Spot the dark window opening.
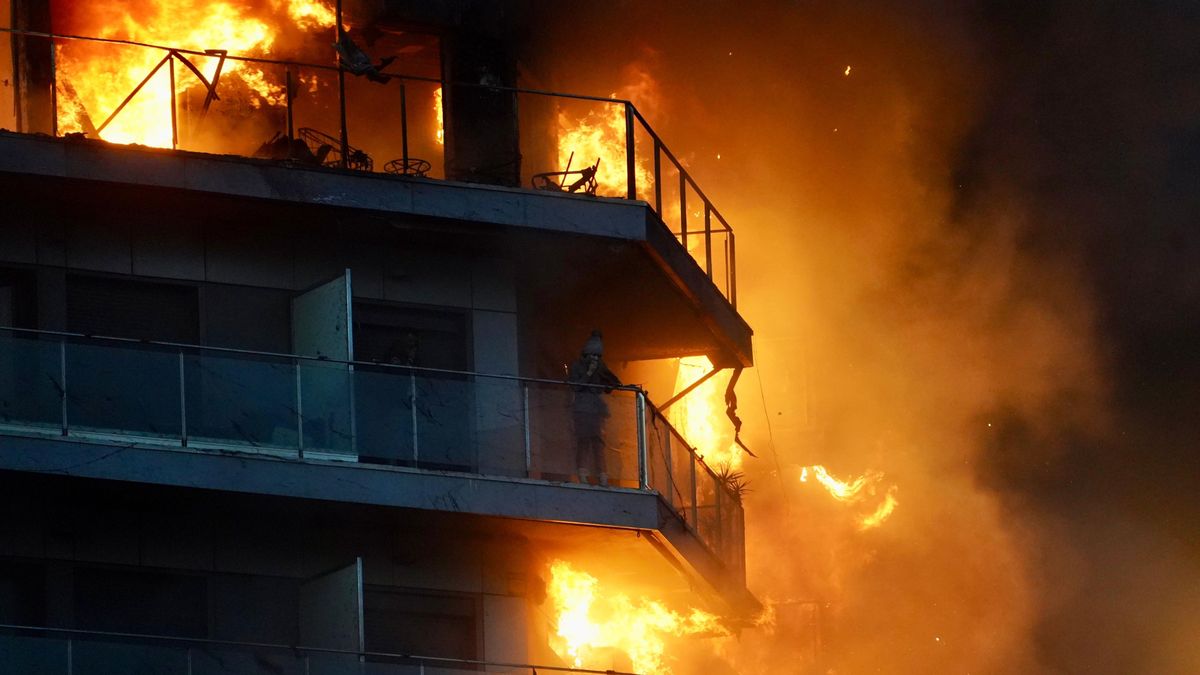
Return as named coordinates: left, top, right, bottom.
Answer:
left=66, top=275, right=199, bottom=343
left=73, top=567, right=208, bottom=638
left=363, top=587, right=478, bottom=663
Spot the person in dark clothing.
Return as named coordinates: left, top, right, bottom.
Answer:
left=567, top=330, right=622, bottom=485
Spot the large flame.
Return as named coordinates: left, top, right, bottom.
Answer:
left=547, top=560, right=727, bottom=674
left=671, top=356, right=744, bottom=473
left=54, top=0, right=336, bottom=148
left=434, top=85, right=444, bottom=145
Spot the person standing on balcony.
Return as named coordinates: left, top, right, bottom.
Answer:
left=568, top=330, right=622, bottom=486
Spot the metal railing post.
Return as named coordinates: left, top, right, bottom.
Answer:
left=653, top=138, right=662, bottom=214
left=410, top=373, right=418, bottom=463
left=399, top=81, right=409, bottom=170
left=690, top=452, right=699, bottom=526
left=49, top=39, right=58, bottom=137
left=295, top=359, right=305, bottom=459
left=60, top=340, right=68, bottom=436
left=728, top=230, right=737, bottom=309
left=168, top=54, right=178, bottom=149
left=704, top=204, right=713, bottom=277
left=636, top=392, right=648, bottom=490
left=67, top=637, right=73, bottom=675
left=285, top=64, right=295, bottom=142
left=624, top=102, right=636, bottom=200
left=522, top=383, right=531, bottom=476
left=679, top=171, right=688, bottom=250
left=179, top=350, right=187, bottom=447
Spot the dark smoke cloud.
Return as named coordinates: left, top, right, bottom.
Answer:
left=538, top=1, right=1200, bottom=673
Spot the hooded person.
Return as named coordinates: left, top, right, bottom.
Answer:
left=566, top=330, right=623, bottom=485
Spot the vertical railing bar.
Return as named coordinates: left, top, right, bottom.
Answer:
left=295, top=358, right=304, bottom=459
left=522, top=383, right=531, bottom=477
left=60, top=340, right=68, bottom=436
left=399, top=81, right=409, bottom=170
left=178, top=350, right=187, bottom=447
left=168, top=54, right=178, bottom=149
left=729, top=231, right=737, bottom=309
left=679, top=170, right=688, bottom=250
left=49, top=38, right=58, bottom=137
left=67, top=637, right=73, bottom=675
left=186, top=646, right=193, bottom=675
left=690, top=449, right=699, bottom=527
left=624, top=102, right=636, bottom=200
left=336, top=0, right=349, bottom=169
left=653, top=138, right=662, bottom=215
left=285, top=64, right=295, bottom=143
left=704, top=203, right=713, bottom=277
left=410, top=373, right=418, bottom=463
left=636, top=392, right=648, bottom=490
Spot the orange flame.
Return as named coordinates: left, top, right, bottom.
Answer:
left=54, top=0, right=336, bottom=148
left=434, top=85, right=444, bottom=145
left=547, top=560, right=727, bottom=674
left=800, top=464, right=900, bottom=529
left=672, top=356, right=742, bottom=472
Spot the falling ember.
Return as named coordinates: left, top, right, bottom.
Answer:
left=672, top=356, right=742, bottom=472
left=52, top=0, right=338, bottom=148
left=546, top=560, right=728, bottom=675
left=434, top=86, right=444, bottom=145
left=844, top=65, right=852, bottom=76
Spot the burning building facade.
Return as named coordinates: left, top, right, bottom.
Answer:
left=0, top=1, right=755, bottom=673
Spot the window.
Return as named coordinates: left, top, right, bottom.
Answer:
left=66, top=275, right=199, bottom=342
left=73, top=567, right=207, bottom=638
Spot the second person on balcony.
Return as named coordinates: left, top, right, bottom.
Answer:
left=568, top=330, right=623, bottom=486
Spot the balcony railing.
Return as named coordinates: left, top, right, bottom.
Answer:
left=0, top=27, right=737, bottom=308
left=0, top=327, right=743, bottom=576
left=0, top=623, right=636, bottom=675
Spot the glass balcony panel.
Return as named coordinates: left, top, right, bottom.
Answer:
left=354, top=365, right=416, bottom=466
left=695, top=458, right=722, bottom=555
left=183, top=351, right=297, bottom=451
left=66, top=339, right=180, bottom=440
left=670, top=433, right=696, bottom=524
left=645, top=412, right=680, bottom=507
left=474, top=377, right=527, bottom=478
left=604, top=392, right=640, bottom=487
left=412, top=371, right=475, bottom=472
left=526, top=381, right=575, bottom=481
left=305, top=651, right=361, bottom=675
left=0, top=633, right=68, bottom=674
left=0, top=332, right=62, bottom=431
left=192, top=644, right=307, bottom=675
left=72, top=637, right=188, bottom=675
left=299, top=360, right=355, bottom=457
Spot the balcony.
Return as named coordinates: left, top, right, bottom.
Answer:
left=0, top=624, right=634, bottom=675
left=0, top=327, right=747, bottom=604
left=0, top=27, right=738, bottom=311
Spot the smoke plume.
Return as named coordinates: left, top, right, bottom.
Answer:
left=540, top=1, right=1199, bottom=673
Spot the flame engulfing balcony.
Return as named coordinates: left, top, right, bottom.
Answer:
left=0, top=24, right=737, bottom=308
left=0, top=328, right=746, bottom=589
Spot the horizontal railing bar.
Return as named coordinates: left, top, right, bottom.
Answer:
left=0, top=326, right=637, bottom=393
left=0, top=623, right=633, bottom=675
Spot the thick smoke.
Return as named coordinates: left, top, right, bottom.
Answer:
left=540, top=1, right=1199, bottom=673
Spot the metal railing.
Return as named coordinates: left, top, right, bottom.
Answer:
left=0, top=26, right=737, bottom=307
left=0, top=623, right=637, bottom=675
left=0, top=327, right=743, bottom=575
